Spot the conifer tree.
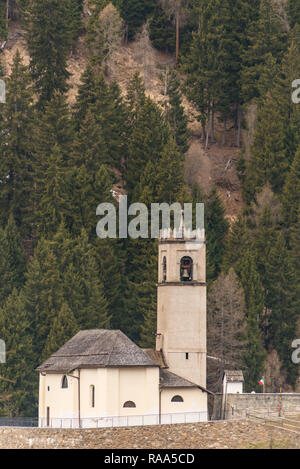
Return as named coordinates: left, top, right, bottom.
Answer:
left=244, top=28, right=300, bottom=200
left=73, top=67, right=128, bottom=168
left=205, top=188, right=229, bottom=283
left=288, top=0, right=300, bottom=28
left=0, top=289, right=37, bottom=416
left=282, top=145, right=300, bottom=228
left=0, top=51, right=34, bottom=233
left=43, top=302, right=79, bottom=359
left=265, top=232, right=299, bottom=385
left=117, top=0, right=156, bottom=41
left=125, top=77, right=169, bottom=197
left=0, top=214, right=26, bottom=302
left=164, top=70, right=189, bottom=154
left=22, top=238, right=65, bottom=361
left=241, top=0, right=288, bottom=103
left=23, top=0, right=75, bottom=105
left=238, top=250, right=266, bottom=391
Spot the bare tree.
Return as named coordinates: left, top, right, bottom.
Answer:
left=207, top=269, right=247, bottom=393
left=88, top=3, right=124, bottom=73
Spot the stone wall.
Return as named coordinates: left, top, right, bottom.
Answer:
left=0, top=419, right=299, bottom=449
left=212, top=393, right=300, bottom=420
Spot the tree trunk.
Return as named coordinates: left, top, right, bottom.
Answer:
left=236, top=103, right=242, bottom=147
left=222, top=119, right=227, bottom=146
left=6, top=0, right=9, bottom=29
left=211, top=105, right=215, bottom=143
left=175, top=10, right=180, bottom=67
left=205, top=108, right=210, bottom=150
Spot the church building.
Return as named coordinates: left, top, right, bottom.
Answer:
left=37, top=227, right=210, bottom=428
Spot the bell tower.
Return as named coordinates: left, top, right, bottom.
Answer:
left=156, top=227, right=207, bottom=388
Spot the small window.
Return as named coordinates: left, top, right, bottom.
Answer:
left=47, top=386, right=50, bottom=391
left=61, top=375, right=68, bottom=389
left=185, top=353, right=189, bottom=360
left=171, top=395, right=184, bottom=402
left=123, top=401, right=136, bottom=408
left=180, top=256, right=193, bottom=282
left=162, top=256, right=167, bottom=282
left=90, top=385, right=95, bottom=408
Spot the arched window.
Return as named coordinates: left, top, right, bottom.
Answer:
left=171, top=395, right=184, bottom=402
left=123, top=401, right=136, bottom=408
left=90, top=385, right=95, bottom=408
left=61, top=375, right=68, bottom=389
left=180, top=256, right=193, bottom=282
left=162, top=256, right=167, bottom=282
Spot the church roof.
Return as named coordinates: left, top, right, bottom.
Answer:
left=159, top=369, right=212, bottom=394
left=36, top=329, right=159, bottom=373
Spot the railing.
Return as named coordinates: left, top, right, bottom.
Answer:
left=0, top=417, right=38, bottom=427
left=39, top=411, right=209, bottom=429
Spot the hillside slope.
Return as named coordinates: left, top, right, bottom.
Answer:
left=1, top=18, right=248, bottom=222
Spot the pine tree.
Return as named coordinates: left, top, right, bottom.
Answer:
left=57, top=228, right=110, bottom=330
left=43, top=302, right=79, bottom=359
left=0, top=215, right=26, bottom=306
left=73, top=67, right=128, bottom=169
left=23, top=0, right=74, bottom=105
left=118, top=0, right=156, bottom=41
left=205, top=188, right=229, bottom=283
left=125, top=78, right=169, bottom=197
left=149, top=5, right=175, bottom=53
left=164, top=70, right=189, bottom=154
left=0, top=51, right=34, bottom=234
left=22, top=238, right=65, bottom=361
left=282, top=145, right=300, bottom=228
left=244, top=28, right=300, bottom=200
left=265, top=232, right=299, bottom=385
left=288, top=0, right=300, bottom=28
left=238, top=250, right=266, bottom=391
left=241, top=0, right=288, bottom=103
left=0, top=289, right=37, bottom=416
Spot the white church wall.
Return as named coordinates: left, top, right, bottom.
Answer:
left=39, top=372, right=79, bottom=427
left=161, top=388, right=208, bottom=421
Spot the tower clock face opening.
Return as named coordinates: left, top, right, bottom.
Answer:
left=180, top=256, right=193, bottom=282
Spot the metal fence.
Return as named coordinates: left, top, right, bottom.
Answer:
left=0, top=417, right=38, bottom=427
left=39, top=411, right=209, bottom=429
left=0, top=411, right=208, bottom=429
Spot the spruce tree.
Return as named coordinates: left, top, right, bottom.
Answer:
left=282, top=145, right=300, bottom=228
left=0, top=51, right=34, bottom=234
left=0, top=215, right=26, bottom=306
left=205, top=188, right=229, bottom=283
left=0, top=289, right=37, bottom=416
left=238, top=250, right=266, bottom=391
left=164, top=70, right=189, bottom=154
left=43, top=302, right=79, bottom=359
left=265, top=232, right=299, bottom=385
left=23, top=0, right=74, bottom=105
left=241, top=0, right=288, bottom=103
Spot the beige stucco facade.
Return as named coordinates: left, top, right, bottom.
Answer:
left=39, top=366, right=160, bottom=426
left=156, top=238, right=207, bottom=388
left=39, top=367, right=208, bottom=427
